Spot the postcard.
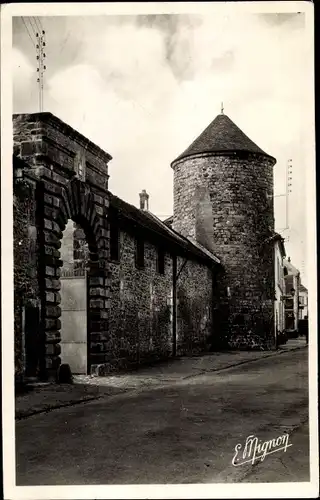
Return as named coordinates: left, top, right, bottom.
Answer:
left=1, top=2, right=318, bottom=499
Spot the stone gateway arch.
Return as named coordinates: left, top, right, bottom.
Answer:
left=14, top=113, right=112, bottom=379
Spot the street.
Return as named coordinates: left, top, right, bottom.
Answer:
left=16, top=348, right=309, bottom=485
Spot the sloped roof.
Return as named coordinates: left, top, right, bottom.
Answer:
left=163, top=215, right=173, bottom=227
left=146, top=210, right=220, bottom=263
left=284, top=259, right=300, bottom=276
left=260, top=231, right=286, bottom=256
left=273, top=232, right=286, bottom=257
left=109, top=193, right=220, bottom=265
left=299, top=283, right=308, bottom=293
left=172, top=113, right=275, bottom=165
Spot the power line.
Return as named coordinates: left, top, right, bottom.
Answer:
left=58, top=31, right=70, bottom=56
left=21, top=17, right=35, bottom=48
left=33, top=16, right=40, bottom=30
left=37, top=17, right=45, bottom=32
left=32, top=16, right=42, bottom=33
left=28, top=17, right=38, bottom=37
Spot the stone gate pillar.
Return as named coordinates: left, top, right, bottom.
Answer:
left=13, top=112, right=113, bottom=378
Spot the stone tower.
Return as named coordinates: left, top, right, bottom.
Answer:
left=171, top=113, right=277, bottom=349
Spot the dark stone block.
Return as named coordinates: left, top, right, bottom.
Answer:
left=21, top=141, right=40, bottom=157
left=56, top=363, right=73, bottom=384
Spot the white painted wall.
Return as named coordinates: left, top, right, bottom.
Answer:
left=293, top=273, right=300, bottom=331
left=274, top=242, right=286, bottom=339
left=283, top=259, right=301, bottom=333
left=299, top=290, right=308, bottom=319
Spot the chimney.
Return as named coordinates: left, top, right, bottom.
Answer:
left=139, top=189, right=149, bottom=211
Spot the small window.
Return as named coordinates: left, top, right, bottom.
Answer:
left=136, top=238, right=144, bottom=269
left=76, top=154, right=86, bottom=181
left=157, top=247, right=165, bottom=275
left=110, top=222, right=119, bottom=261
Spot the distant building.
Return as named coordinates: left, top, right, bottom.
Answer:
left=273, top=233, right=286, bottom=340
left=299, top=283, right=308, bottom=320
left=283, top=258, right=301, bottom=333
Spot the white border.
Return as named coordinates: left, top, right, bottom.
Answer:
left=1, top=2, right=318, bottom=499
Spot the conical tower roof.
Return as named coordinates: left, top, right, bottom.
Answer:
left=172, top=113, right=275, bottom=165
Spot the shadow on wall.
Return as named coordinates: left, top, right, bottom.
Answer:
left=211, top=306, right=230, bottom=351
left=210, top=265, right=230, bottom=351
left=139, top=304, right=172, bottom=364
left=107, top=302, right=173, bottom=372
left=228, top=306, right=274, bottom=350
left=177, top=288, right=211, bottom=355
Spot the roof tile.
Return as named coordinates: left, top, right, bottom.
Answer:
left=172, top=113, right=275, bottom=164
left=109, top=192, right=220, bottom=264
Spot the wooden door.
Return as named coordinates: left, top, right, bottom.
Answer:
left=60, top=272, right=87, bottom=374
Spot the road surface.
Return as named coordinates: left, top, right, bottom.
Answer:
left=16, top=348, right=309, bottom=485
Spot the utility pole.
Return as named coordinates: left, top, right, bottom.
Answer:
left=274, top=158, right=293, bottom=239
left=21, top=17, right=47, bottom=112
left=286, top=159, right=293, bottom=229
left=36, top=29, right=46, bottom=112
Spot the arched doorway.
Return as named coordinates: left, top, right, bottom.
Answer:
left=59, top=219, right=90, bottom=374
left=34, top=177, right=110, bottom=380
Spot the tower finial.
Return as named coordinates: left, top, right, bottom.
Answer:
left=221, top=102, right=224, bottom=114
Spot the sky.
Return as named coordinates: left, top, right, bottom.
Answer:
left=12, top=10, right=311, bottom=285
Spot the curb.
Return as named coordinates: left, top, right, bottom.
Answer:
left=16, top=345, right=306, bottom=421
left=183, top=344, right=307, bottom=380
left=15, top=395, right=105, bottom=421
left=15, top=387, right=129, bottom=421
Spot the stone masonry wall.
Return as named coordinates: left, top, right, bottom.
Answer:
left=13, top=113, right=111, bottom=191
left=108, top=230, right=173, bottom=373
left=173, top=152, right=275, bottom=350
left=107, top=228, right=215, bottom=373
left=13, top=173, right=40, bottom=382
left=176, top=257, right=213, bottom=355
